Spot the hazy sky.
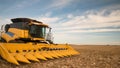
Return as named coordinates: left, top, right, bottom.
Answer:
left=0, top=0, right=120, bottom=45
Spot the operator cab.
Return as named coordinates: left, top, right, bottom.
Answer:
left=3, top=18, right=53, bottom=43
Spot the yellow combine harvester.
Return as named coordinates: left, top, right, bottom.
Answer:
left=0, top=18, right=79, bottom=65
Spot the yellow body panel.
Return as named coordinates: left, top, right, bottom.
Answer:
left=1, top=32, right=19, bottom=42
left=8, top=28, right=29, bottom=38
left=1, top=33, right=13, bottom=42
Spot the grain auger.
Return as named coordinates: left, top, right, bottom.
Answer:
left=0, top=18, right=79, bottom=65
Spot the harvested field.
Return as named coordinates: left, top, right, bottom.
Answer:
left=0, top=45, right=120, bottom=68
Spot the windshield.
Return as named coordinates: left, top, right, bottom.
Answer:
left=29, top=25, right=46, bottom=38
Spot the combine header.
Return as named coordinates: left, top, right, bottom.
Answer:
left=0, top=18, right=79, bottom=65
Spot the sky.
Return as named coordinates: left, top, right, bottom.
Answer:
left=0, top=0, right=120, bottom=45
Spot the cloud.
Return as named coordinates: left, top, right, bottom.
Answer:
left=102, top=4, right=120, bottom=10
left=63, top=10, right=120, bottom=26
left=0, top=18, right=10, bottom=25
left=30, top=9, right=120, bottom=34
left=0, top=17, right=11, bottom=31
left=48, top=0, right=74, bottom=9
left=36, top=17, right=60, bottom=24
left=57, top=9, right=120, bottom=33
left=16, top=0, right=40, bottom=8
left=6, top=0, right=40, bottom=11
left=62, top=29, right=120, bottom=33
